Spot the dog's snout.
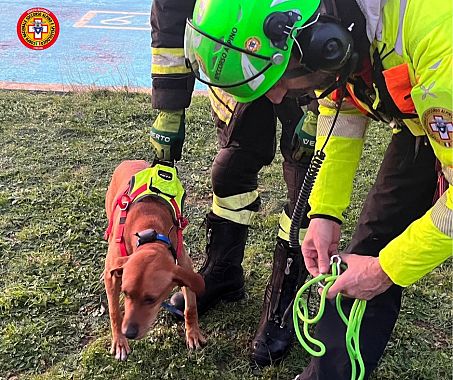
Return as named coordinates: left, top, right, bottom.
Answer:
left=125, top=323, right=139, bottom=339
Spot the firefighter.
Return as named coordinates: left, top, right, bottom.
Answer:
left=150, top=0, right=320, bottom=366
left=185, top=0, right=452, bottom=378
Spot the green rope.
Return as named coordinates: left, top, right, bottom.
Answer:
left=293, top=256, right=367, bottom=380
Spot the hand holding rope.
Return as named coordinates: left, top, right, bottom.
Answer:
left=293, top=255, right=367, bottom=380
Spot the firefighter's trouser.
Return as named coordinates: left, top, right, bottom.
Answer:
left=211, top=96, right=312, bottom=230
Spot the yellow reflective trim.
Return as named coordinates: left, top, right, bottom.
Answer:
left=277, top=210, right=307, bottom=243
left=446, top=184, right=453, bottom=209
left=211, top=87, right=237, bottom=111
left=212, top=203, right=255, bottom=225
left=212, top=191, right=259, bottom=225
left=213, top=191, right=259, bottom=210
left=318, top=95, right=362, bottom=116
left=152, top=48, right=185, bottom=56
left=431, top=189, right=453, bottom=237
left=151, top=47, right=191, bottom=74
left=317, top=113, right=368, bottom=138
left=151, top=65, right=191, bottom=75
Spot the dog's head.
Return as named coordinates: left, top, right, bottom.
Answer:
left=110, top=248, right=204, bottom=340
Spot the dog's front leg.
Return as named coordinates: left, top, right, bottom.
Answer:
left=182, top=286, right=206, bottom=349
left=177, top=248, right=206, bottom=349
left=104, top=271, right=131, bottom=360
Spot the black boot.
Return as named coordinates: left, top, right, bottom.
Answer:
left=169, top=212, right=248, bottom=317
left=250, top=238, right=308, bottom=366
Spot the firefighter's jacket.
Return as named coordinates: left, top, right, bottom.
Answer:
left=150, top=0, right=239, bottom=123
left=309, top=0, right=452, bottom=287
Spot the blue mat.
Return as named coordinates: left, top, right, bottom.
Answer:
left=0, top=0, right=205, bottom=90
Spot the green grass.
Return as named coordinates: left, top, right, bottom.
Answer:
left=0, top=90, right=451, bottom=380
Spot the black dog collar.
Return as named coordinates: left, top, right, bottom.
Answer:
left=135, top=229, right=177, bottom=262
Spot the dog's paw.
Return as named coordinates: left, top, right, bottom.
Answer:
left=185, top=328, right=207, bottom=350
left=110, top=335, right=131, bottom=361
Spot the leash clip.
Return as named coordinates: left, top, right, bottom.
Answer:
left=330, top=254, right=342, bottom=276
left=318, top=254, right=343, bottom=288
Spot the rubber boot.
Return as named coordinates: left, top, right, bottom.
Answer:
left=250, top=237, right=308, bottom=366
left=169, top=212, right=248, bottom=317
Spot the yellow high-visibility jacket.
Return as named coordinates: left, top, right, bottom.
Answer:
left=309, top=0, right=453, bottom=286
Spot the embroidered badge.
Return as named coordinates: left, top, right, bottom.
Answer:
left=422, top=108, right=453, bottom=148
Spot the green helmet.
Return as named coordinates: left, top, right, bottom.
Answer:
left=184, top=0, right=321, bottom=102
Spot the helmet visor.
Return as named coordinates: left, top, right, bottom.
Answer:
left=184, top=19, right=274, bottom=89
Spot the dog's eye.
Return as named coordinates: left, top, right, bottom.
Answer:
left=143, top=296, right=156, bottom=305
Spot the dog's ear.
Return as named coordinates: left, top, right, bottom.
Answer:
left=172, top=267, right=205, bottom=296
left=110, top=256, right=129, bottom=278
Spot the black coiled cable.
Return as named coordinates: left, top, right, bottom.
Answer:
left=289, top=94, right=344, bottom=250
left=289, top=151, right=325, bottom=249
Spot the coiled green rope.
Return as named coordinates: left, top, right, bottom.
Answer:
left=293, top=255, right=367, bottom=380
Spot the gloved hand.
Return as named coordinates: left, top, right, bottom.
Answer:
left=150, top=110, right=185, bottom=162
left=291, top=110, right=317, bottom=161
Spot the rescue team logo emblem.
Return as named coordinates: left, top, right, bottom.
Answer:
left=422, top=107, right=453, bottom=148
left=17, top=8, right=59, bottom=50
left=245, top=37, right=261, bottom=53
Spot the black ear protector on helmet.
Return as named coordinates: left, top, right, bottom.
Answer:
left=294, top=14, right=354, bottom=73
left=263, top=10, right=302, bottom=50
left=263, top=0, right=356, bottom=74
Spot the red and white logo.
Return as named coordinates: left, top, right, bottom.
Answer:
left=17, top=8, right=59, bottom=50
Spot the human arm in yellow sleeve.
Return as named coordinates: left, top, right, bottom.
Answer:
left=379, top=191, right=453, bottom=286
left=308, top=5, right=452, bottom=298
left=379, top=17, right=453, bottom=286
left=308, top=95, right=370, bottom=222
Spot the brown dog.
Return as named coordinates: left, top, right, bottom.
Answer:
left=104, top=160, right=206, bottom=360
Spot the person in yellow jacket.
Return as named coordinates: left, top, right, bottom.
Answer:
left=185, top=0, right=452, bottom=378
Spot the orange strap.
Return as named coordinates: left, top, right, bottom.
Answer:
left=382, top=63, right=416, bottom=114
